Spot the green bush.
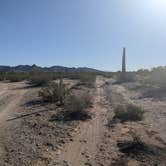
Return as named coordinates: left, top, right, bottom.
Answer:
left=114, top=104, right=144, bottom=122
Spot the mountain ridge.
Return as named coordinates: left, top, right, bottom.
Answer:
left=0, top=65, right=102, bottom=73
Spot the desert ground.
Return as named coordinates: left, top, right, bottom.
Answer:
left=0, top=76, right=165, bottom=166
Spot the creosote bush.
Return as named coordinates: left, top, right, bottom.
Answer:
left=64, top=93, right=92, bottom=121
left=115, top=72, right=136, bottom=84
left=130, top=130, right=142, bottom=144
left=0, top=72, right=28, bottom=82
left=29, top=75, right=50, bottom=86
left=29, top=70, right=53, bottom=86
left=38, top=80, right=69, bottom=105
left=143, top=67, right=166, bottom=87
left=64, top=72, right=96, bottom=87
left=0, top=70, right=98, bottom=86
left=114, top=104, right=144, bottom=122
left=139, top=67, right=166, bottom=99
left=142, top=86, right=166, bottom=99
left=117, top=131, right=150, bottom=155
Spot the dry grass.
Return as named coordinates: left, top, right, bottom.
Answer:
left=47, top=90, right=93, bottom=122
left=64, top=93, right=92, bottom=121
left=117, top=131, right=151, bottom=155
left=113, top=104, right=144, bottom=122
left=38, top=81, right=69, bottom=104
left=115, top=72, right=136, bottom=84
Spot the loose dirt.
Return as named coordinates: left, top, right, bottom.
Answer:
left=53, top=76, right=110, bottom=166
left=0, top=78, right=165, bottom=166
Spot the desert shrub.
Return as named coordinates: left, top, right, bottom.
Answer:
left=80, top=92, right=93, bottom=108
left=113, top=104, right=144, bottom=122
left=29, top=70, right=53, bottom=86
left=130, top=130, right=142, bottom=144
left=0, top=72, right=28, bottom=82
left=117, top=131, right=150, bottom=155
left=64, top=93, right=92, bottom=121
left=6, top=74, right=25, bottom=82
left=111, top=157, right=128, bottom=166
left=100, top=72, right=114, bottom=78
left=0, top=72, right=5, bottom=81
left=142, top=86, right=166, bottom=99
left=137, top=69, right=150, bottom=78
left=30, top=74, right=50, bottom=86
left=38, top=80, right=69, bottom=105
left=144, top=67, right=166, bottom=87
left=64, top=72, right=96, bottom=87
left=79, top=73, right=96, bottom=86
left=138, top=67, right=166, bottom=99
left=115, top=72, right=136, bottom=84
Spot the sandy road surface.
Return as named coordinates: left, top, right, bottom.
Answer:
left=54, top=76, right=109, bottom=166
left=0, top=82, right=28, bottom=122
left=0, top=82, right=28, bottom=159
left=0, top=78, right=165, bottom=166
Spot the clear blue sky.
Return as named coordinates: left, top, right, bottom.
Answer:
left=0, top=0, right=166, bottom=71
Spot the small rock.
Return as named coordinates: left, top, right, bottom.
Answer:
left=83, top=140, right=87, bottom=143
left=99, top=148, right=105, bottom=152
left=85, top=155, right=90, bottom=158
left=81, top=152, right=85, bottom=155
left=85, top=162, right=92, bottom=166
left=67, top=132, right=72, bottom=137
left=107, top=135, right=111, bottom=138
left=69, top=138, right=73, bottom=142
left=59, top=140, right=65, bottom=144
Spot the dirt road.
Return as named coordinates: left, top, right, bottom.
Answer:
left=55, top=77, right=166, bottom=166
left=0, top=82, right=28, bottom=163
left=0, top=78, right=165, bottom=166
left=54, top=76, right=110, bottom=166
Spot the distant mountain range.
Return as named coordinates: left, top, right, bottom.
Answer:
left=0, top=65, right=102, bottom=73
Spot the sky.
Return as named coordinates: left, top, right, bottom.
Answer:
left=0, top=0, right=166, bottom=71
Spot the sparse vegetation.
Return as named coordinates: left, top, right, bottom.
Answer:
left=64, top=72, right=97, bottom=87
left=130, top=130, right=142, bottom=144
left=38, top=80, right=69, bottom=105
left=143, top=67, right=166, bottom=87
left=50, top=93, right=93, bottom=121
left=117, top=131, right=151, bottom=155
left=38, top=74, right=93, bottom=121
left=0, top=70, right=166, bottom=165
left=115, top=72, right=136, bottom=84
left=29, top=70, right=54, bottom=86
left=63, top=93, right=92, bottom=121
left=136, top=67, right=166, bottom=99
left=0, top=72, right=28, bottom=82
left=0, top=70, right=98, bottom=88
left=113, top=104, right=144, bottom=122
left=142, top=86, right=166, bottom=99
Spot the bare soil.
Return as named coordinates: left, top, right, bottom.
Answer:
left=0, top=77, right=165, bottom=166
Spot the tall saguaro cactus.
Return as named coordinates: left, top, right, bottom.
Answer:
left=122, top=47, right=126, bottom=73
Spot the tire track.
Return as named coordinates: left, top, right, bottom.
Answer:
left=54, top=76, right=109, bottom=166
